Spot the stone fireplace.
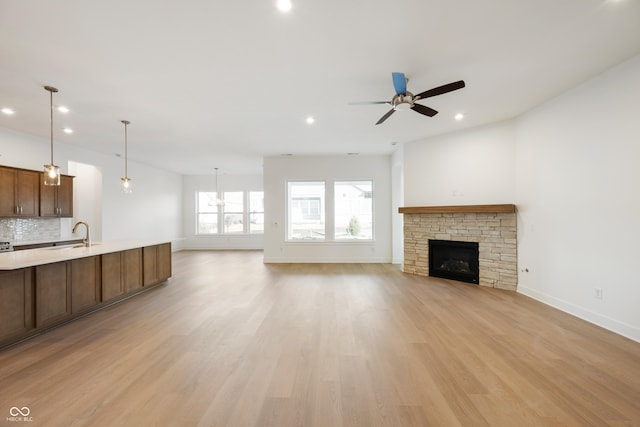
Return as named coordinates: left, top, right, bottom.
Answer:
left=399, top=204, right=517, bottom=290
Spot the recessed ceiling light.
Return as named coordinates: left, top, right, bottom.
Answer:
left=277, top=0, right=292, bottom=12
left=305, top=116, right=315, bottom=124
left=455, top=113, right=464, bottom=121
left=57, top=106, right=70, bottom=113
left=63, top=127, right=73, bottom=134
left=1, top=108, right=15, bottom=115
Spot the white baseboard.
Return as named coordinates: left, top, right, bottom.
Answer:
left=263, top=256, right=392, bottom=263
left=518, top=285, right=639, bottom=343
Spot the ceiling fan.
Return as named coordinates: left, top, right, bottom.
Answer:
left=351, top=72, right=465, bottom=125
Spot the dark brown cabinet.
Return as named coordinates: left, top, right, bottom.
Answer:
left=143, top=243, right=172, bottom=287
left=70, top=256, right=100, bottom=314
left=2, top=243, right=170, bottom=349
left=35, top=256, right=100, bottom=327
left=0, top=268, right=34, bottom=345
left=35, top=262, right=71, bottom=328
left=102, top=248, right=143, bottom=302
left=40, top=174, right=74, bottom=217
left=102, top=252, right=123, bottom=301
left=0, top=166, right=40, bottom=217
left=123, top=248, right=143, bottom=293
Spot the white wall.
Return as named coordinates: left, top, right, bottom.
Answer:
left=515, top=54, right=640, bottom=341
left=264, top=155, right=392, bottom=263
left=67, top=161, right=103, bottom=241
left=0, top=127, right=184, bottom=248
left=182, top=173, right=263, bottom=249
left=391, top=146, right=404, bottom=264
left=402, top=53, right=640, bottom=341
left=403, top=120, right=516, bottom=206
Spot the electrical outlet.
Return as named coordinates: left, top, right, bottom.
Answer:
left=595, top=288, right=603, bottom=299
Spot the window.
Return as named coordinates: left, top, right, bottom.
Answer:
left=196, top=192, right=219, bottom=234
left=288, top=181, right=325, bottom=240
left=286, top=179, right=374, bottom=242
left=249, top=191, right=264, bottom=234
left=222, top=192, right=244, bottom=234
left=196, top=191, right=263, bottom=235
left=334, top=180, right=373, bottom=240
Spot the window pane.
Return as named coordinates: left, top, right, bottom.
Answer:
left=288, top=181, right=325, bottom=240
left=334, top=180, right=373, bottom=240
left=197, top=213, right=218, bottom=234
left=198, top=192, right=218, bottom=213
left=223, top=213, right=244, bottom=233
left=223, top=192, right=243, bottom=213
left=197, top=192, right=219, bottom=234
left=249, top=213, right=264, bottom=233
left=223, top=192, right=244, bottom=233
left=249, top=191, right=264, bottom=234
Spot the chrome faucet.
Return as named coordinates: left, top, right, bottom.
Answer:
left=72, top=221, right=91, bottom=247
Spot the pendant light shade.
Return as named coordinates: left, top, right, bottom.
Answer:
left=121, top=120, right=132, bottom=194
left=43, top=86, right=60, bottom=186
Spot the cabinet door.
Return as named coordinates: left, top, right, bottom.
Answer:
left=16, top=170, right=40, bottom=217
left=57, top=175, right=74, bottom=217
left=123, top=248, right=143, bottom=293
left=143, top=246, right=159, bottom=286
left=157, top=243, right=172, bottom=281
left=39, top=178, right=57, bottom=217
left=71, top=256, right=100, bottom=314
left=36, top=262, right=71, bottom=328
left=39, top=174, right=74, bottom=217
left=102, top=252, right=124, bottom=302
left=0, top=167, right=17, bottom=217
left=0, top=268, right=34, bottom=344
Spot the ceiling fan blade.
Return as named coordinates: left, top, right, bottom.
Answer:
left=411, top=104, right=439, bottom=117
left=348, top=101, right=389, bottom=105
left=415, top=80, right=465, bottom=100
left=376, top=108, right=396, bottom=125
left=392, top=72, right=407, bottom=95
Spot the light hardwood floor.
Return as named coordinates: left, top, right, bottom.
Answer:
left=1, top=250, right=639, bottom=426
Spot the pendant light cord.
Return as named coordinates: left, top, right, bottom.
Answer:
left=121, top=120, right=130, bottom=179
left=124, top=122, right=128, bottom=178
left=49, top=89, right=54, bottom=164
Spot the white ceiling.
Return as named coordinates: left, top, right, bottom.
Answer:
left=1, top=0, right=639, bottom=175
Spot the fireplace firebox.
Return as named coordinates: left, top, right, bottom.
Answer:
left=428, top=240, right=479, bottom=284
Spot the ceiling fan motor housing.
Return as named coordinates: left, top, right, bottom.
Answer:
left=392, top=92, right=415, bottom=110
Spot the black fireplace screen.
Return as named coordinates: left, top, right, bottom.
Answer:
left=428, top=240, right=479, bottom=284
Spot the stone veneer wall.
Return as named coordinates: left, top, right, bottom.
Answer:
left=403, top=212, right=517, bottom=290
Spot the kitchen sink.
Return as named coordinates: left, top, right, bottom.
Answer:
left=46, top=243, right=101, bottom=250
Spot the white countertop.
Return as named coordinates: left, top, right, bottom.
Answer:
left=0, top=240, right=171, bottom=270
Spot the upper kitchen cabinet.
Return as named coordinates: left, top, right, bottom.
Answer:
left=40, top=174, right=74, bottom=217
left=0, top=166, right=40, bottom=217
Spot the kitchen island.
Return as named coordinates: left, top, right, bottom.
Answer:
left=0, top=240, right=172, bottom=349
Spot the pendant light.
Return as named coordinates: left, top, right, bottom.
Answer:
left=43, top=86, right=60, bottom=186
left=214, top=167, right=224, bottom=206
left=120, top=120, right=132, bottom=193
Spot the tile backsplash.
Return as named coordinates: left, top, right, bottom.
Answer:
left=0, top=218, right=61, bottom=243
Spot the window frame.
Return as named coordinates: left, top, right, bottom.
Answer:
left=195, top=190, right=264, bottom=236
left=286, top=180, right=326, bottom=241
left=333, top=179, right=374, bottom=241
left=286, top=179, right=375, bottom=243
